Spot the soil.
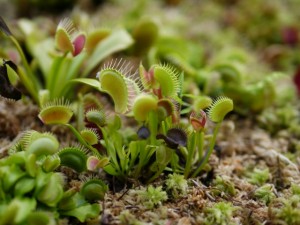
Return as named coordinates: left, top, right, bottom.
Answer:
left=1, top=97, right=299, bottom=225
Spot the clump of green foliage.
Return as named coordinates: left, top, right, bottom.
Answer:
left=0, top=16, right=133, bottom=106
left=268, top=184, right=300, bottom=225
left=0, top=131, right=107, bottom=224
left=165, top=173, right=188, bottom=198
left=211, top=176, right=236, bottom=197
left=247, top=168, right=270, bottom=186
left=136, top=185, right=168, bottom=209
left=254, top=184, right=276, bottom=205
left=70, top=61, right=233, bottom=182
left=204, top=201, right=238, bottom=225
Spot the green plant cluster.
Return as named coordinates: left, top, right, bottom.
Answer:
left=1, top=0, right=300, bottom=223
left=0, top=13, right=235, bottom=223
left=0, top=131, right=107, bottom=224
left=204, top=201, right=238, bottom=225
left=268, top=184, right=300, bottom=224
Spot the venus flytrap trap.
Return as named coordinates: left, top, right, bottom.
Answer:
left=80, top=177, right=108, bottom=202
left=55, top=18, right=86, bottom=57
left=58, top=146, right=88, bottom=173
left=38, top=98, right=74, bottom=125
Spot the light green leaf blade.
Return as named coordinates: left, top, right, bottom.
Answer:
left=83, top=29, right=134, bottom=77
left=71, top=78, right=101, bottom=90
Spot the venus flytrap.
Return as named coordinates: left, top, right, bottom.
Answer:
left=58, top=146, right=88, bottom=173
left=74, top=59, right=141, bottom=114
left=38, top=99, right=103, bottom=160
left=1, top=16, right=134, bottom=106
left=38, top=98, right=73, bottom=125
left=80, top=177, right=108, bottom=202
left=80, top=128, right=100, bottom=146
left=47, top=58, right=233, bottom=184
left=0, top=131, right=102, bottom=223
left=184, top=110, right=206, bottom=178
left=55, top=18, right=86, bottom=57
left=192, top=97, right=233, bottom=177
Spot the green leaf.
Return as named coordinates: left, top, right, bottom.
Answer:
left=104, top=164, right=120, bottom=176
left=71, top=78, right=101, bottom=90
left=14, top=176, right=35, bottom=196
left=32, top=38, right=54, bottom=77
left=60, top=53, right=87, bottom=98
left=0, top=16, right=12, bottom=36
left=1, top=164, right=26, bottom=191
left=148, top=146, right=172, bottom=183
left=49, top=57, right=71, bottom=99
left=60, top=203, right=101, bottom=222
left=83, top=29, right=134, bottom=76
left=6, top=64, right=20, bottom=85
left=0, top=198, right=36, bottom=225
left=27, top=211, right=56, bottom=225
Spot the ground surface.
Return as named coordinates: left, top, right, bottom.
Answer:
left=1, top=98, right=299, bottom=225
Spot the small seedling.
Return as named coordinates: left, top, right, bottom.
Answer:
left=247, top=168, right=270, bottom=186
left=273, top=195, right=300, bottom=225
left=165, top=173, right=188, bottom=198
left=211, top=176, right=236, bottom=197
left=254, top=184, right=276, bottom=205
left=136, top=185, right=168, bottom=209
left=204, top=201, right=238, bottom=225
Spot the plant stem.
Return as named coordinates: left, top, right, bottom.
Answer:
left=65, top=124, right=101, bottom=158
left=76, top=94, right=85, bottom=131
left=148, top=110, right=158, bottom=145
left=192, top=122, right=221, bottom=177
left=10, top=36, right=40, bottom=104
left=184, top=131, right=197, bottom=178
left=197, top=130, right=204, bottom=161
